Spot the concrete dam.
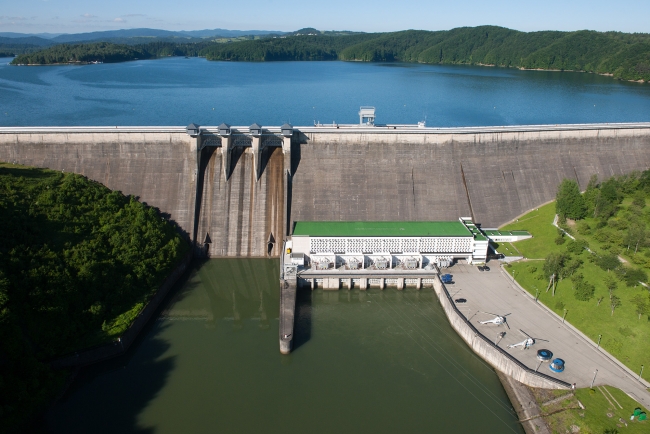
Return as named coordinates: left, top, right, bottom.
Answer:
left=1, top=123, right=650, bottom=258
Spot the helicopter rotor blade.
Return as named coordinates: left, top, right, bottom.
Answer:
left=519, top=329, right=532, bottom=338
left=534, top=338, right=549, bottom=342
left=479, top=311, right=501, bottom=316
left=505, top=321, right=511, bottom=330
left=504, top=313, right=511, bottom=317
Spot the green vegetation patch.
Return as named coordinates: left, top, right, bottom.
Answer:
left=501, top=170, right=650, bottom=382
left=490, top=241, right=522, bottom=257
left=531, top=386, right=648, bottom=433
left=292, top=221, right=472, bottom=238
left=0, top=163, right=189, bottom=432
left=502, top=204, right=567, bottom=258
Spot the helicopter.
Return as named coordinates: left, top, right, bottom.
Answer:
left=507, top=329, right=548, bottom=350
left=478, top=311, right=511, bottom=329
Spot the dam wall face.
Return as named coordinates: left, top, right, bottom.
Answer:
left=1, top=124, right=649, bottom=257
left=195, top=146, right=285, bottom=257
left=292, top=127, right=650, bottom=228
left=0, top=130, right=198, bottom=238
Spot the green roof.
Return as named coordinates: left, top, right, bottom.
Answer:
left=484, top=230, right=531, bottom=237
left=293, top=221, right=473, bottom=237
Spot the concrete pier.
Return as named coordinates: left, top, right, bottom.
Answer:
left=279, top=278, right=297, bottom=355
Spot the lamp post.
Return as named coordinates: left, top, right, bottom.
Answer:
left=597, top=334, right=602, bottom=349
left=535, top=287, right=539, bottom=302
left=640, top=365, right=644, bottom=381
left=562, top=309, right=568, bottom=323
left=591, top=369, right=599, bottom=388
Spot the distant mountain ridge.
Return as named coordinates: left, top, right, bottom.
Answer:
left=0, top=28, right=285, bottom=43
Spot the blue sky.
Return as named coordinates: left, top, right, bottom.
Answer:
left=1, top=0, right=649, bottom=34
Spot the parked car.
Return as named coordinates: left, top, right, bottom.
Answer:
left=441, top=274, right=453, bottom=284
left=454, top=298, right=467, bottom=304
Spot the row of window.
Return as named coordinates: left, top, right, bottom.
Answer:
left=309, top=237, right=473, bottom=254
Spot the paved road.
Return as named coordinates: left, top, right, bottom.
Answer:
left=447, top=262, right=650, bottom=407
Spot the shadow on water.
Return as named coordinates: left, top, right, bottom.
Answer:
left=292, top=289, right=312, bottom=351
left=43, top=260, right=202, bottom=433
left=46, top=258, right=282, bottom=433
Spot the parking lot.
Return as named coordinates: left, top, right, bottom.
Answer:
left=446, top=262, right=650, bottom=405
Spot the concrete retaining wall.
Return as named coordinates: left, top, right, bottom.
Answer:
left=432, top=275, right=570, bottom=389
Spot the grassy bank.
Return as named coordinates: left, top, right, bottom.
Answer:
left=529, top=386, right=648, bottom=433
left=501, top=202, right=650, bottom=381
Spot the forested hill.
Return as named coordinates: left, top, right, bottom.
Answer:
left=0, top=163, right=189, bottom=432
left=10, top=41, right=212, bottom=65
left=9, top=26, right=650, bottom=82
left=203, top=26, right=650, bottom=82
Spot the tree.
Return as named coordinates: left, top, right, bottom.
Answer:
left=543, top=252, right=567, bottom=279
left=566, top=239, right=588, bottom=254
left=630, top=294, right=649, bottom=319
left=604, top=275, right=618, bottom=300
left=610, top=295, right=621, bottom=316
left=572, top=274, right=595, bottom=301
left=556, top=179, right=587, bottom=220
left=594, top=253, right=621, bottom=272
left=631, top=190, right=646, bottom=208
left=621, top=268, right=648, bottom=287
left=623, top=223, right=646, bottom=254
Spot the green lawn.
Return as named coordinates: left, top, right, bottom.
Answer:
left=501, top=204, right=567, bottom=259
left=498, top=202, right=650, bottom=383
left=540, top=386, right=648, bottom=433
left=490, top=241, right=521, bottom=257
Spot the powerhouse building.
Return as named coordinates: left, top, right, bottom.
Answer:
left=288, top=218, right=490, bottom=271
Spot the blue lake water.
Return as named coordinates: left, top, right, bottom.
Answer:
left=1, top=57, right=650, bottom=127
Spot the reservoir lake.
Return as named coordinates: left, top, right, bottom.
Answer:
left=2, top=57, right=649, bottom=432
left=1, top=57, right=650, bottom=127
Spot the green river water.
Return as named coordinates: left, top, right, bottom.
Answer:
left=48, top=259, right=523, bottom=433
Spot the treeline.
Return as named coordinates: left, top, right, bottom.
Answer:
left=11, top=42, right=151, bottom=64
left=203, top=26, right=650, bottom=81
left=10, top=40, right=217, bottom=64
left=0, top=164, right=189, bottom=432
left=201, top=34, right=376, bottom=61
left=9, top=26, right=650, bottom=82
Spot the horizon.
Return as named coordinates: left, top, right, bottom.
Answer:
left=3, top=24, right=650, bottom=39
left=1, top=0, right=649, bottom=35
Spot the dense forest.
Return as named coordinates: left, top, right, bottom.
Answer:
left=0, top=163, right=189, bottom=432
left=10, top=41, right=214, bottom=64
left=8, top=26, right=650, bottom=82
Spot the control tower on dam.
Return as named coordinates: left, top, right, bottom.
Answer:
left=1, top=122, right=649, bottom=258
